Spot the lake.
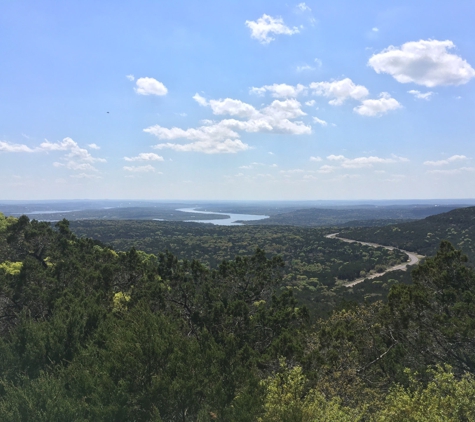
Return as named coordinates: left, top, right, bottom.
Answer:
left=177, top=208, right=269, bottom=226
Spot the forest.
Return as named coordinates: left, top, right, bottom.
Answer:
left=340, top=206, right=475, bottom=262
left=69, top=220, right=409, bottom=317
left=1, top=210, right=475, bottom=420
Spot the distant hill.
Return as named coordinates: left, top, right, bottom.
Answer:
left=244, top=205, right=462, bottom=227
left=339, top=206, right=475, bottom=262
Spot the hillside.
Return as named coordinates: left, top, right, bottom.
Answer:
left=69, top=220, right=410, bottom=316
left=2, top=214, right=475, bottom=419
left=243, top=205, right=460, bottom=227
left=340, top=206, right=475, bottom=261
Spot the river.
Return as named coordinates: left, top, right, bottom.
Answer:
left=176, top=208, right=269, bottom=226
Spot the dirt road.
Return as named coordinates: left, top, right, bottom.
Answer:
left=325, top=233, right=423, bottom=287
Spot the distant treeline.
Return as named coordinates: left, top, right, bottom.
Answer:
left=340, top=206, right=475, bottom=262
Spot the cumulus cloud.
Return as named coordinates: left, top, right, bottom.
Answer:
left=245, top=14, right=299, bottom=44
left=313, top=117, right=328, bottom=126
left=40, top=137, right=106, bottom=177
left=317, top=165, right=335, bottom=173
left=423, top=155, right=468, bottom=166
left=250, top=83, right=306, bottom=98
left=327, top=154, right=408, bottom=168
left=305, top=100, right=316, bottom=106
left=88, top=143, right=101, bottom=150
left=135, top=77, right=168, bottom=96
left=193, top=93, right=208, bottom=106
left=153, top=139, right=250, bottom=154
left=209, top=98, right=259, bottom=118
left=123, top=165, right=156, bottom=173
left=408, top=90, right=433, bottom=100
left=309, top=78, right=369, bottom=105
left=310, top=156, right=322, bottom=162
left=353, top=92, right=401, bottom=116
left=372, top=27, right=379, bottom=32
left=368, top=39, right=475, bottom=87
left=0, top=141, right=35, bottom=153
left=40, top=138, right=106, bottom=163
left=126, top=74, right=135, bottom=81
left=146, top=95, right=311, bottom=154
left=124, top=152, right=164, bottom=162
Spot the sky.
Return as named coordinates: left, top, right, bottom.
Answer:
left=1, top=0, right=474, bottom=200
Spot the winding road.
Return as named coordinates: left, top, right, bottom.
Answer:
left=325, top=233, right=424, bottom=287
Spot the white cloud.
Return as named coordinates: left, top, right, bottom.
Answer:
left=146, top=96, right=310, bottom=154
left=305, top=100, right=316, bottom=106
left=70, top=173, right=102, bottom=179
left=353, top=92, right=401, bottom=116
left=245, top=14, right=299, bottom=44
left=313, top=117, right=328, bottom=126
left=317, top=165, right=335, bottom=173
left=309, top=78, right=369, bottom=105
left=0, top=141, right=35, bottom=153
left=153, top=139, right=250, bottom=154
left=135, top=77, right=168, bottom=96
left=88, top=143, right=100, bottom=150
left=372, top=27, right=379, bottom=32
left=297, top=2, right=311, bottom=12
left=124, top=152, right=164, bottom=162
left=368, top=39, right=475, bottom=87
left=209, top=98, right=259, bottom=118
left=428, top=167, right=475, bottom=175
left=327, top=154, right=408, bottom=168
left=250, top=83, right=306, bottom=98
left=296, top=64, right=314, bottom=72
left=40, top=138, right=106, bottom=163
left=126, top=74, right=135, bottom=81
left=123, top=165, right=156, bottom=173
left=64, top=162, right=99, bottom=172
left=408, top=90, right=433, bottom=100
left=193, top=93, right=208, bottom=106
left=280, top=169, right=305, bottom=174
left=423, top=155, right=468, bottom=166
left=39, top=137, right=106, bottom=177
left=310, top=156, right=322, bottom=162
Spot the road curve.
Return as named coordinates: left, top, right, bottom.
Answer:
left=325, top=233, right=423, bottom=287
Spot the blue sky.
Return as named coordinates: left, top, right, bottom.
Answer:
left=1, top=0, right=474, bottom=200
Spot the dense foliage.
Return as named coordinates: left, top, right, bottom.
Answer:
left=242, top=205, right=459, bottom=227
left=340, top=206, right=475, bottom=262
left=70, top=220, right=409, bottom=317
left=1, top=212, right=475, bottom=420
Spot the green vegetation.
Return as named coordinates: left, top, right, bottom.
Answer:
left=1, top=213, right=475, bottom=420
left=340, top=206, right=475, bottom=262
left=70, top=220, right=409, bottom=316
left=242, top=205, right=459, bottom=227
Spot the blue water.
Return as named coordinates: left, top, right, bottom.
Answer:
left=177, top=208, right=269, bottom=226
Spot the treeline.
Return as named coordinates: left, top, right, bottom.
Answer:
left=1, top=214, right=475, bottom=420
left=242, top=205, right=459, bottom=227
left=340, top=206, right=475, bottom=262
left=69, top=220, right=406, bottom=284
